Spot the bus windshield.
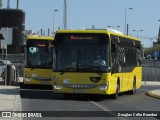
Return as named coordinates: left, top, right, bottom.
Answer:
left=55, top=33, right=110, bottom=72
left=26, top=40, right=53, bottom=69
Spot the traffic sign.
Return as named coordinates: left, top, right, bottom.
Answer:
left=154, top=51, right=159, bottom=59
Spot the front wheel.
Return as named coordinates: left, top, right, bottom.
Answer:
left=112, top=84, right=120, bottom=99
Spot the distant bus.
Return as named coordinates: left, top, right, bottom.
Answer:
left=52, top=30, right=142, bottom=99
left=22, top=35, right=54, bottom=88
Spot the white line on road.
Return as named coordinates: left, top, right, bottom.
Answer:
left=90, top=101, right=129, bottom=120
left=139, top=88, right=150, bottom=92
left=90, top=101, right=111, bottom=111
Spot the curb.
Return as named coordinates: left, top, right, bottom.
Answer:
left=147, top=90, right=160, bottom=99
left=142, top=81, right=160, bottom=86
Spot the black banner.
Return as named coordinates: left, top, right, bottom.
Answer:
left=0, top=111, right=160, bottom=118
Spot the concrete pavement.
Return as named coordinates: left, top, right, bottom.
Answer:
left=0, top=78, right=21, bottom=120
left=0, top=86, right=21, bottom=120
left=0, top=79, right=159, bottom=119
left=0, top=86, right=21, bottom=111
left=147, top=90, right=160, bottom=99
left=142, top=81, right=160, bottom=99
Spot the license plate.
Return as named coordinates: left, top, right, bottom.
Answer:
left=42, top=81, right=50, bottom=85
left=74, top=89, right=86, bottom=93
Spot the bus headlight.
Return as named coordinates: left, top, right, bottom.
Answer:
left=56, top=78, right=60, bottom=81
left=25, top=77, right=31, bottom=81
left=99, top=82, right=108, bottom=90
left=54, top=85, right=62, bottom=90
left=53, top=82, right=62, bottom=90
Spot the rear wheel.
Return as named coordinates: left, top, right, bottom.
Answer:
left=130, top=79, right=136, bottom=95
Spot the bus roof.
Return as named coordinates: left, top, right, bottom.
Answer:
left=27, top=35, right=54, bottom=41
left=55, top=30, right=140, bottom=41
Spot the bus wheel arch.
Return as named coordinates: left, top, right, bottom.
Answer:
left=117, top=77, right=120, bottom=95
left=130, top=76, right=136, bottom=95
left=112, top=77, right=120, bottom=99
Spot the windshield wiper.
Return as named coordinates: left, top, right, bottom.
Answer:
left=60, top=65, right=103, bottom=76
left=78, top=65, right=103, bottom=76
left=60, top=67, right=76, bottom=75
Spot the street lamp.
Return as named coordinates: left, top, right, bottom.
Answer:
left=124, top=7, right=133, bottom=35
left=142, top=38, right=155, bottom=59
left=133, top=30, right=143, bottom=38
left=53, top=9, right=58, bottom=35
left=108, top=26, right=120, bottom=29
left=157, top=20, right=160, bottom=44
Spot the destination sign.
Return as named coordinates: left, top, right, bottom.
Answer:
left=70, top=35, right=94, bottom=40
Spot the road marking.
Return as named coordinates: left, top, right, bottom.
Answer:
left=90, top=101, right=129, bottom=120
left=139, top=88, right=149, bottom=92
left=90, top=101, right=111, bottom=111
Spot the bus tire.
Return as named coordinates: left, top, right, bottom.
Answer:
left=112, top=84, right=120, bottom=99
left=130, top=78, right=136, bottom=95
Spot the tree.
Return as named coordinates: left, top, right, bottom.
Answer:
left=144, top=44, right=160, bottom=59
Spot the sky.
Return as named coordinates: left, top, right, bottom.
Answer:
left=1, top=0, right=160, bottom=47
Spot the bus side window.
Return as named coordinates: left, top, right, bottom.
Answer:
left=111, top=42, right=118, bottom=73
left=52, top=48, right=56, bottom=70
left=111, top=42, right=116, bottom=53
left=136, top=43, right=142, bottom=66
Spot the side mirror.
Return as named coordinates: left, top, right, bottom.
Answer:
left=137, top=44, right=141, bottom=49
left=45, top=42, right=53, bottom=53
left=52, top=41, right=56, bottom=47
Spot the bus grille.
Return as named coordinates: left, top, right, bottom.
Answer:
left=62, top=84, right=98, bottom=89
left=32, top=77, right=52, bottom=81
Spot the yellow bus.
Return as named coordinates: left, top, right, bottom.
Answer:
left=52, top=30, right=142, bottom=99
left=22, top=35, right=54, bottom=89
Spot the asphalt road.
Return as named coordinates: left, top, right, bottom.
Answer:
left=20, top=85, right=160, bottom=120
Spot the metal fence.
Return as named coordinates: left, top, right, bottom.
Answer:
left=142, top=60, right=160, bottom=81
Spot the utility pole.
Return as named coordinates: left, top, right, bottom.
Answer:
left=63, top=0, right=67, bottom=30
left=53, top=9, right=58, bottom=35
left=7, top=0, right=10, bottom=9
left=0, top=0, right=2, bottom=9
left=16, top=0, right=19, bottom=9
left=124, top=8, right=133, bottom=35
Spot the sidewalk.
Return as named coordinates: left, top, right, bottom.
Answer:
left=0, top=86, right=21, bottom=120
left=142, top=81, right=160, bottom=99
left=142, top=81, right=160, bottom=86
left=0, top=86, right=21, bottom=111
left=0, top=78, right=21, bottom=120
